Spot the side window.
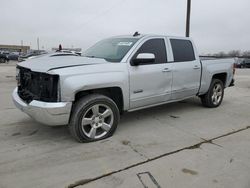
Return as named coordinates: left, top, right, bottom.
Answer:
left=170, top=39, right=195, bottom=62
left=133, top=39, right=167, bottom=64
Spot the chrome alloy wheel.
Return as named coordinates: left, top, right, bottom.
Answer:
left=81, top=104, right=114, bottom=139
left=212, top=83, right=223, bottom=105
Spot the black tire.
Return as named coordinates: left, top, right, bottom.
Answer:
left=200, top=79, right=224, bottom=108
left=69, top=94, right=120, bottom=143
left=0, top=58, right=6, bottom=63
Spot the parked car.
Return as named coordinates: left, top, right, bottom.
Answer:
left=0, top=52, right=9, bottom=63
left=242, top=58, right=250, bottom=68
left=18, top=53, right=36, bottom=62
left=235, top=58, right=245, bottom=68
left=75, top=51, right=82, bottom=56
left=18, top=51, right=47, bottom=62
left=13, top=34, right=235, bottom=142
left=8, top=52, right=20, bottom=61
left=55, top=50, right=80, bottom=56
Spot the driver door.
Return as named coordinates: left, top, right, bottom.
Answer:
left=128, top=38, right=172, bottom=109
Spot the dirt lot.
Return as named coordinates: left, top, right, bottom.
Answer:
left=0, top=62, right=250, bottom=188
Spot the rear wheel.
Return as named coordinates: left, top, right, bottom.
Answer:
left=0, top=58, right=6, bottom=63
left=69, top=94, right=120, bottom=142
left=200, top=79, right=224, bottom=108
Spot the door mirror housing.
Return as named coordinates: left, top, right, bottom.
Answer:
left=132, top=53, right=155, bottom=66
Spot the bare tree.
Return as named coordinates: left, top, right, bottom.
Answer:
left=228, top=50, right=241, bottom=57
left=242, top=51, right=250, bottom=57
left=216, top=51, right=227, bottom=57
left=202, top=50, right=250, bottom=58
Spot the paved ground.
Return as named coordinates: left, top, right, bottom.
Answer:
left=0, top=62, right=249, bottom=188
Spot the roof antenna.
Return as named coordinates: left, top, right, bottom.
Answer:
left=59, top=44, right=62, bottom=51
left=133, top=31, right=140, bottom=37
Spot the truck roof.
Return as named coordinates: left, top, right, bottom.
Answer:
left=111, top=34, right=191, bottom=40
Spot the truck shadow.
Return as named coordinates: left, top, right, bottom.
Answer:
left=120, top=97, right=202, bottom=126
left=7, top=97, right=202, bottom=143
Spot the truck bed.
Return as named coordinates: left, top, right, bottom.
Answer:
left=199, top=58, right=235, bottom=95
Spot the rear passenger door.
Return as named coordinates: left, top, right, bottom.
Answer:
left=169, top=38, right=201, bottom=100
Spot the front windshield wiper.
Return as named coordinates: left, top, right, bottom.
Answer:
left=85, top=55, right=97, bottom=58
left=84, top=55, right=118, bottom=62
left=84, top=55, right=106, bottom=60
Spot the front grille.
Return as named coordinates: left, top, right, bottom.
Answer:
left=17, top=66, right=59, bottom=103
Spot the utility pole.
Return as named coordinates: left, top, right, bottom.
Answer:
left=21, top=40, right=23, bottom=53
left=37, top=37, right=40, bottom=51
left=186, top=0, right=191, bottom=37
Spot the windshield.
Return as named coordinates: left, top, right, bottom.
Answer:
left=83, top=38, right=139, bottom=62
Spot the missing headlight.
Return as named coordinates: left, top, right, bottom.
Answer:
left=17, top=66, right=59, bottom=103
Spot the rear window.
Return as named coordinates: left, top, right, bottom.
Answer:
left=170, top=39, right=195, bottom=62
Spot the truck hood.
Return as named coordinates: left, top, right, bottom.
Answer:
left=18, top=55, right=109, bottom=72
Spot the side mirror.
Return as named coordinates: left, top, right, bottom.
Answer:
left=132, top=53, right=155, bottom=66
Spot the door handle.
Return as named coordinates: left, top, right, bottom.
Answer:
left=162, top=68, right=171, bottom=72
left=193, top=65, right=200, bottom=70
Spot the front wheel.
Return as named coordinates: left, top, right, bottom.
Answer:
left=69, top=94, right=120, bottom=142
left=200, top=79, right=224, bottom=108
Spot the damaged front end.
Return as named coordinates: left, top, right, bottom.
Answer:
left=16, top=66, right=59, bottom=103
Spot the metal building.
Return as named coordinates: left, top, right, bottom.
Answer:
left=0, top=44, right=30, bottom=53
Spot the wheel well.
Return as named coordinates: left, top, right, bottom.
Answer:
left=74, top=87, right=124, bottom=113
left=212, top=73, right=227, bottom=86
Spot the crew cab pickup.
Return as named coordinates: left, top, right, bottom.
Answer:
left=13, top=34, right=235, bottom=142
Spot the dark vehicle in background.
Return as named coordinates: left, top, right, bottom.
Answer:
left=18, top=51, right=47, bottom=62
left=8, top=52, right=20, bottom=61
left=0, top=52, right=9, bottom=63
left=235, top=58, right=250, bottom=68
left=0, top=51, right=20, bottom=61
left=18, top=53, right=36, bottom=62
left=242, top=58, right=250, bottom=68
left=235, top=58, right=245, bottom=68
left=55, top=49, right=81, bottom=56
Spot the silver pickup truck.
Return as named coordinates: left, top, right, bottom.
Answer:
left=13, top=34, right=235, bottom=142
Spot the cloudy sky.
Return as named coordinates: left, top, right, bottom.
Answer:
left=1, top=0, right=249, bottom=54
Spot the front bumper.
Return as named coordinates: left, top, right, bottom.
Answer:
left=12, top=87, right=72, bottom=126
